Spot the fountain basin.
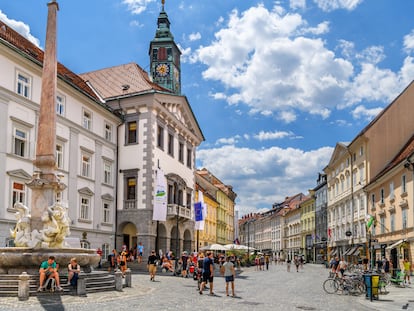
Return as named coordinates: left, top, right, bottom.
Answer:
left=0, top=247, right=100, bottom=274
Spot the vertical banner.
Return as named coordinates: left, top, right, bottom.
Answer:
left=153, top=169, right=167, bottom=221
left=194, top=190, right=206, bottom=230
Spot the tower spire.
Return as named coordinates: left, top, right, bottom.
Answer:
left=162, top=0, right=165, bottom=11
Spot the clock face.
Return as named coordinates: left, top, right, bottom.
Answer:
left=156, top=63, right=169, bottom=77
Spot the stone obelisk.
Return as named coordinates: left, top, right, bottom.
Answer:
left=30, top=0, right=60, bottom=232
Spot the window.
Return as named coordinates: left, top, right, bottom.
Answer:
left=102, top=243, right=110, bottom=262
left=16, top=72, right=31, bottom=98
left=168, top=133, right=174, bottom=156
left=103, top=202, right=111, bottom=223
left=13, top=127, right=28, bottom=157
left=389, top=182, right=394, bottom=200
left=186, top=148, right=192, bottom=168
left=402, top=209, right=408, bottom=229
left=56, top=94, right=65, bottom=116
left=80, top=197, right=90, bottom=220
left=56, top=143, right=64, bottom=169
left=178, top=142, right=184, bottom=163
left=81, top=153, right=91, bottom=177
left=12, top=181, right=26, bottom=206
left=157, top=125, right=164, bottom=149
left=359, top=146, right=364, bottom=156
left=402, top=175, right=407, bottom=193
left=127, top=177, right=136, bottom=200
left=104, top=122, right=112, bottom=142
left=390, top=213, right=395, bottom=232
left=83, top=110, right=92, bottom=130
left=103, top=162, right=112, bottom=185
left=380, top=216, right=385, bottom=234
left=127, top=121, right=137, bottom=144
left=371, top=194, right=375, bottom=209
left=380, top=188, right=384, bottom=204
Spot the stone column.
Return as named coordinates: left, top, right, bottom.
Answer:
left=114, top=270, right=123, bottom=291
left=76, top=273, right=87, bottom=296
left=125, top=268, right=132, bottom=287
left=18, top=272, right=30, bottom=301
left=30, top=0, right=60, bottom=232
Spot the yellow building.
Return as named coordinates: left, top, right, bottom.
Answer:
left=194, top=184, right=218, bottom=250
left=300, top=191, right=315, bottom=262
left=195, top=169, right=236, bottom=248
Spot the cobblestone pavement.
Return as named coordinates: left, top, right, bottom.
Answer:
left=1, top=263, right=414, bottom=311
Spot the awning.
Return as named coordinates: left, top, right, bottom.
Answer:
left=386, top=239, right=405, bottom=250
left=330, top=249, right=337, bottom=256
left=343, top=247, right=352, bottom=256
left=347, top=246, right=359, bottom=256
left=353, top=249, right=360, bottom=256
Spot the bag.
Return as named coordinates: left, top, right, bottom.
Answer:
left=120, top=261, right=125, bottom=266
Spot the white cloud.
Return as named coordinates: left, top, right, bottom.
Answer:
left=191, top=3, right=411, bottom=122
left=301, top=21, right=330, bottom=35
left=188, top=32, right=201, bottom=41
left=253, top=130, right=294, bottom=141
left=403, top=30, right=414, bottom=53
left=215, top=136, right=240, bottom=145
left=193, top=4, right=354, bottom=119
left=0, top=10, right=40, bottom=47
left=351, top=105, right=383, bottom=121
left=290, top=0, right=306, bottom=10
left=122, top=0, right=155, bottom=15
left=313, top=0, right=363, bottom=12
left=197, top=145, right=333, bottom=216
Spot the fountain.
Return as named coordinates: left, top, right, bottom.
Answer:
left=0, top=0, right=99, bottom=276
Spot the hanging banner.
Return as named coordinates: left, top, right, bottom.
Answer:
left=194, top=190, right=206, bottom=230
left=153, top=169, right=167, bottom=221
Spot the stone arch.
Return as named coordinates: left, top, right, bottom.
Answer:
left=183, top=229, right=192, bottom=253
left=118, top=221, right=137, bottom=251
left=170, top=225, right=180, bottom=256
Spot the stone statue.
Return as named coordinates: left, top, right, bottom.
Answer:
left=10, top=201, right=71, bottom=248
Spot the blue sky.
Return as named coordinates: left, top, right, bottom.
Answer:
left=1, top=0, right=414, bottom=217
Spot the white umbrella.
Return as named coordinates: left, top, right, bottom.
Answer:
left=200, top=244, right=227, bottom=251
left=224, top=244, right=255, bottom=251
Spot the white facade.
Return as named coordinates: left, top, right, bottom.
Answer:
left=0, top=23, right=119, bottom=258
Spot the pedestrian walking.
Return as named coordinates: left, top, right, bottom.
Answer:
left=294, top=256, right=300, bottom=272
left=147, top=250, right=158, bottom=281
left=200, top=251, right=215, bottom=295
left=107, top=249, right=117, bottom=272
left=265, top=254, right=270, bottom=270
left=286, top=258, right=291, bottom=272
left=137, top=242, right=144, bottom=263
left=221, top=256, right=236, bottom=297
left=403, top=258, right=412, bottom=284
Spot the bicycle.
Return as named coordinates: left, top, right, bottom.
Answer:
left=323, top=273, right=365, bottom=295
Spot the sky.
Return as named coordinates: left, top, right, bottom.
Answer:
left=1, top=0, right=414, bottom=217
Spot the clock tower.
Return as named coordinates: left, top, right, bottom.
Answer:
left=149, top=0, right=181, bottom=94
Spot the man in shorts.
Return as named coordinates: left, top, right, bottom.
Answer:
left=200, top=251, right=215, bottom=295
left=38, top=255, right=63, bottom=291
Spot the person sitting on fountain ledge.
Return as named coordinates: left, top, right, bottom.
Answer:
left=38, top=255, right=63, bottom=291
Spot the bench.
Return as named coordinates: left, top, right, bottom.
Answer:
left=390, top=271, right=405, bottom=287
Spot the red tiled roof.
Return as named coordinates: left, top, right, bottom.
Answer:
left=80, top=62, right=170, bottom=100
left=0, top=20, right=100, bottom=102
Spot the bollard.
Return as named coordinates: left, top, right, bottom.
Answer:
left=76, top=273, right=87, bottom=296
left=125, top=268, right=132, bottom=287
left=18, top=272, right=30, bottom=301
left=114, top=270, right=123, bottom=291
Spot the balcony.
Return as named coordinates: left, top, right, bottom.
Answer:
left=167, top=204, right=192, bottom=220
left=399, top=199, right=408, bottom=209
left=124, top=199, right=137, bottom=209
